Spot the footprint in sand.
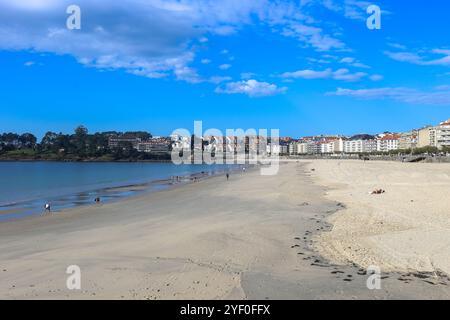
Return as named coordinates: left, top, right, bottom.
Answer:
left=331, top=270, right=344, bottom=274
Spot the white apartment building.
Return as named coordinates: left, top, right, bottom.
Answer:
left=344, top=138, right=377, bottom=153
left=365, top=139, right=378, bottom=153
left=108, top=136, right=141, bottom=149
left=297, top=142, right=308, bottom=154
left=289, top=143, right=295, bottom=155
left=307, top=141, right=321, bottom=154
left=333, top=138, right=345, bottom=153
left=267, top=144, right=288, bottom=155
left=280, top=145, right=289, bottom=155
left=436, top=119, right=450, bottom=149
left=289, top=141, right=308, bottom=155
left=320, top=138, right=344, bottom=153
left=137, top=142, right=170, bottom=153
left=344, top=140, right=363, bottom=153
left=377, top=134, right=400, bottom=152
left=320, top=141, right=335, bottom=154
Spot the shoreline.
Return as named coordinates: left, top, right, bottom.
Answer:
left=0, top=163, right=251, bottom=223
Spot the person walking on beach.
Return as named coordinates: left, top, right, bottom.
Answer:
left=44, top=203, right=51, bottom=214
left=226, top=173, right=229, bottom=181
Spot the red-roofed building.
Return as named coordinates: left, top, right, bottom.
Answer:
left=377, top=134, right=400, bottom=152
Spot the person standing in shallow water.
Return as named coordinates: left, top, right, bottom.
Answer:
left=226, top=173, right=229, bottom=180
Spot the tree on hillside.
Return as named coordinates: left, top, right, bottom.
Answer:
left=73, top=125, right=89, bottom=156
left=41, top=132, right=59, bottom=149
left=18, top=133, right=37, bottom=148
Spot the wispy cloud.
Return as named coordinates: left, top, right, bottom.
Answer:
left=280, top=23, right=346, bottom=52
left=281, top=68, right=367, bottom=82
left=0, top=0, right=354, bottom=86
left=322, top=0, right=376, bottom=21
left=215, top=79, right=287, bottom=97
left=328, top=86, right=450, bottom=105
left=339, top=57, right=370, bottom=69
left=219, top=64, right=232, bottom=70
left=208, top=76, right=232, bottom=84
left=387, top=42, right=407, bottom=50
left=385, top=49, right=450, bottom=66
left=369, top=74, right=384, bottom=81
left=24, top=61, right=35, bottom=67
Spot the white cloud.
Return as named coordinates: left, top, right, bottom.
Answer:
left=209, top=76, right=232, bottom=84
left=343, top=0, right=373, bottom=21
left=201, top=59, right=211, bottom=64
left=387, top=42, right=407, bottom=50
left=385, top=49, right=450, bottom=67
left=24, top=61, right=35, bottom=67
left=281, top=69, right=334, bottom=79
left=219, top=64, right=232, bottom=70
left=328, top=86, right=450, bottom=105
left=215, top=79, right=287, bottom=97
left=307, top=57, right=332, bottom=64
left=281, top=68, right=367, bottom=81
left=340, top=57, right=355, bottom=64
left=322, top=0, right=374, bottom=21
left=369, top=74, right=384, bottom=81
left=339, top=57, right=370, bottom=69
left=333, top=68, right=367, bottom=81
left=0, top=0, right=368, bottom=86
left=281, top=23, right=346, bottom=51
left=384, top=51, right=424, bottom=65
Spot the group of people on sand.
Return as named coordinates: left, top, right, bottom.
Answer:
left=42, top=167, right=248, bottom=214
left=43, top=197, right=101, bottom=215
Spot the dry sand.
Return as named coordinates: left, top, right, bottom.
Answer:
left=1, top=161, right=450, bottom=299
left=310, top=160, right=450, bottom=275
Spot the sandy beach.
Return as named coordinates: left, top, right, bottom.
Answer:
left=1, top=161, right=450, bottom=299
left=310, top=160, right=450, bottom=275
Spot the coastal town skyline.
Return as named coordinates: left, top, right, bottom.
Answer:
left=2, top=117, right=449, bottom=158
left=1, top=116, right=447, bottom=142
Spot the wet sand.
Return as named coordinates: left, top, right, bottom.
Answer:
left=0, top=161, right=449, bottom=299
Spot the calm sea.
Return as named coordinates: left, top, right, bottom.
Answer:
left=0, top=161, right=239, bottom=221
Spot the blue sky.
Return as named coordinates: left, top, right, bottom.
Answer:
left=0, top=0, right=449, bottom=139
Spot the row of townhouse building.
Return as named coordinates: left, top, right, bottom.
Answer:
left=288, top=134, right=401, bottom=155
left=418, top=119, right=450, bottom=149
left=414, top=119, right=450, bottom=150
left=106, top=118, right=450, bottom=156
left=288, top=118, right=450, bottom=155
